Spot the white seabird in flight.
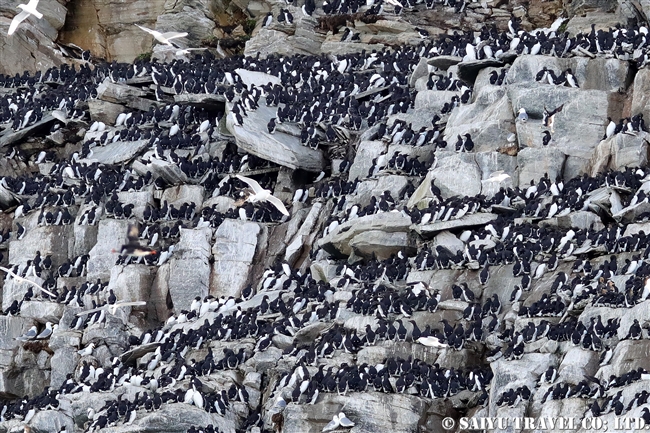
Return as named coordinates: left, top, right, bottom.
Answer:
left=8, top=0, right=42, bottom=36
left=235, top=174, right=290, bottom=216
left=135, top=24, right=188, bottom=46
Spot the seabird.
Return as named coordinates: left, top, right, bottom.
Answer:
left=517, top=108, right=528, bottom=123
left=417, top=336, right=448, bottom=348
left=35, top=322, right=55, bottom=339
left=235, top=174, right=290, bottom=216
left=134, top=24, right=188, bottom=46
left=8, top=0, right=42, bottom=35
left=543, top=104, right=564, bottom=132
left=16, top=325, right=38, bottom=341
left=78, top=342, right=95, bottom=356
left=323, top=414, right=341, bottom=432
left=338, top=413, right=354, bottom=428
left=111, top=224, right=156, bottom=257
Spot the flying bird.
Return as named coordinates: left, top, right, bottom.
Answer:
left=75, top=301, right=147, bottom=316
left=543, top=104, right=564, bottom=132
left=134, top=24, right=188, bottom=46
left=175, top=47, right=208, bottom=56
left=416, top=336, right=449, bottom=348
left=235, top=174, right=290, bottom=216
left=111, top=224, right=156, bottom=257
left=8, top=0, right=43, bottom=36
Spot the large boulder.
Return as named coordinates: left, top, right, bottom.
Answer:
left=318, top=212, right=413, bottom=259
left=281, top=392, right=427, bottom=433
left=428, top=152, right=482, bottom=199
left=507, top=55, right=632, bottom=93
left=225, top=102, right=325, bottom=172
left=589, top=132, right=650, bottom=176
left=211, top=220, right=261, bottom=299
left=508, top=84, right=612, bottom=179
left=168, top=228, right=212, bottom=312
left=87, top=219, right=131, bottom=280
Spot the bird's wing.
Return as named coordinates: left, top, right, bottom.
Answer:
left=108, top=301, right=147, bottom=314
left=159, top=31, right=189, bottom=40
left=339, top=417, right=355, bottom=427
left=26, top=0, right=40, bottom=9
left=266, top=195, right=290, bottom=216
left=76, top=306, right=106, bottom=316
left=135, top=24, right=160, bottom=37
left=551, top=104, right=564, bottom=116
left=8, top=11, right=30, bottom=35
left=322, top=418, right=339, bottom=432
left=235, top=174, right=264, bottom=194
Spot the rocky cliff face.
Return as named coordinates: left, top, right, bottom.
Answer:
left=2, top=0, right=650, bottom=432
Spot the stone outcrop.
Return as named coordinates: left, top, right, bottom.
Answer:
left=3, top=0, right=650, bottom=432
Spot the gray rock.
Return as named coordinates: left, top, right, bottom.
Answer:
left=0, top=2, right=65, bottom=76
left=632, top=67, right=650, bottom=123
left=517, top=147, right=566, bottom=186
left=108, top=264, right=155, bottom=305
left=444, top=90, right=515, bottom=153
left=427, top=55, right=462, bottom=70
left=457, top=58, right=504, bottom=83
left=155, top=7, right=216, bottom=48
left=318, top=212, right=413, bottom=258
left=507, top=55, right=632, bottom=93
left=30, top=410, right=75, bottom=433
left=9, top=224, right=74, bottom=267
left=285, top=203, right=323, bottom=265
left=408, top=57, right=430, bottom=87
left=348, top=140, right=387, bottom=181
left=211, top=220, right=260, bottom=299
left=116, top=190, right=155, bottom=221
left=168, top=228, right=212, bottom=312
left=225, top=102, right=325, bottom=172
left=132, top=159, right=190, bottom=185
left=87, top=219, right=131, bottom=280
left=352, top=176, right=410, bottom=210
left=2, top=277, right=43, bottom=312
left=50, top=347, right=80, bottom=390
left=565, top=0, right=617, bottom=17
left=83, top=140, right=149, bottom=165
left=0, top=316, right=34, bottom=351
left=415, top=213, right=499, bottom=237
left=74, top=222, right=99, bottom=257
left=489, top=354, right=557, bottom=416
left=245, top=15, right=325, bottom=58
left=0, top=115, right=58, bottom=149
left=414, top=90, right=460, bottom=112
left=281, top=392, right=427, bottom=433
left=173, top=92, right=226, bottom=106
left=348, top=229, right=414, bottom=260
left=547, top=210, right=605, bottom=231
left=557, top=346, right=599, bottom=384
left=19, top=301, right=63, bottom=324
left=509, top=84, right=610, bottom=179
left=428, top=153, right=482, bottom=199
left=88, top=100, right=126, bottom=125
left=588, top=132, right=650, bottom=176
left=48, top=329, right=82, bottom=351
left=357, top=341, right=440, bottom=367
left=96, top=80, right=147, bottom=104
left=161, top=184, right=205, bottom=208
